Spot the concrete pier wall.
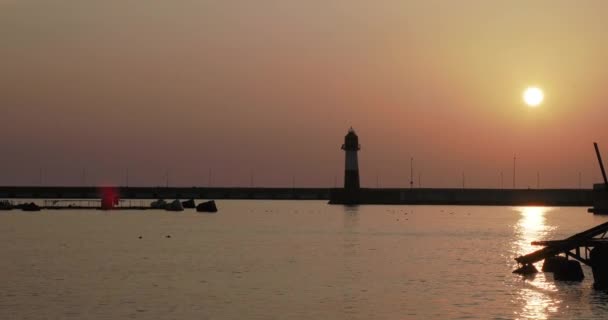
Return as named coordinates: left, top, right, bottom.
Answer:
left=0, top=186, right=599, bottom=206
left=0, top=186, right=330, bottom=201
left=329, top=188, right=595, bottom=206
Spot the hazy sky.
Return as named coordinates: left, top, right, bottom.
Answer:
left=3, top=0, right=608, bottom=188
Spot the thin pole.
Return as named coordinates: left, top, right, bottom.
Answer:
left=579, top=172, right=582, bottom=189
left=418, top=172, right=421, bottom=188
left=462, top=172, right=465, bottom=189
left=165, top=170, right=169, bottom=188
left=594, top=142, right=608, bottom=186
left=410, top=157, right=414, bottom=189
left=126, top=168, right=129, bottom=188
left=500, top=171, right=504, bottom=189
left=376, top=173, right=379, bottom=188
left=513, top=155, right=516, bottom=189
left=250, top=170, right=254, bottom=187
left=208, top=168, right=212, bottom=187
left=537, top=172, right=540, bottom=189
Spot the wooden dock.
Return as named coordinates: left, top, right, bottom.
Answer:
left=515, top=221, right=608, bottom=267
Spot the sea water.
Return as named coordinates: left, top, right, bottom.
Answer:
left=1, top=201, right=608, bottom=319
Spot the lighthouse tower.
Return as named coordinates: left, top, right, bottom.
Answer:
left=342, top=128, right=361, bottom=190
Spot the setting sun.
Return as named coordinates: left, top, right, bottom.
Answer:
left=523, top=87, right=544, bottom=107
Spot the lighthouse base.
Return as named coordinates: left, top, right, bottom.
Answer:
left=329, top=189, right=361, bottom=205
left=344, top=170, right=360, bottom=190
left=329, top=188, right=396, bottom=205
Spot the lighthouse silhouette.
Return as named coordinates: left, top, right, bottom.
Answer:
left=342, top=128, right=361, bottom=190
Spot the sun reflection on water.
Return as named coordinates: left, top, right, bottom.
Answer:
left=516, top=207, right=552, bottom=254
left=513, top=207, right=561, bottom=319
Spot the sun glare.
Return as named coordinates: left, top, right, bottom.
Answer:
left=523, top=87, right=544, bottom=107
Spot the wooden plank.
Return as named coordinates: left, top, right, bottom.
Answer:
left=515, top=221, right=608, bottom=265
left=532, top=239, right=608, bottom=246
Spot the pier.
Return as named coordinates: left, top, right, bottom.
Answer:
left=0, top=186, right=331, bottom=201
left=1, top=132, right=605, bottom=207
left=516, top=221, right=608, bottom=266
left=327, top=129, right=603, bottom=206
left=329, top=187, right=594, bottom=206
left=515, top=221, right=608, bottom=288
left=0, top=186, right=598, bottom=206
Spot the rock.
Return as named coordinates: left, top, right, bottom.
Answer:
left=165, top=200, right=184, bottom=212
left=591, top=246, right=608, bottom=289
left=196, top=200, right=218, bottom=213
left=182, top=199, right=196, bottom=209
left=150, top=199, right=167, bottom=209
left=542, top=256, right=568, bottom=272
left=21, top=202, right=41, bottom=212
left=513, top=264, right=538, bottom=275
left=553, top=260, right=584, bottom=281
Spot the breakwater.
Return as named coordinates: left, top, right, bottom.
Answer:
left=0, top=186, right=600, bottom=206
left=329, top=188, right=595, bottom=206
left=0, top=186, right=330, bottom=201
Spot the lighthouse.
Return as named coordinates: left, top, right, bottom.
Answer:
left=342, top=128, right=361, bottom=190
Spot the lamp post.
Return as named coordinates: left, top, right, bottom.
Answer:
left=513, top=156, right=516, bottom=189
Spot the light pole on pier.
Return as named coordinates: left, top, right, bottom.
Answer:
left=513, top=156, right=516, bottom=189
left=462, top=172, right=465, bottom=189
left=410, top=157, right=414, bottom=189
left=165, top=170, right=169, bottom=188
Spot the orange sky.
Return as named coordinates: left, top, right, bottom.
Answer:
left=2, top=1, right=608, bottom=188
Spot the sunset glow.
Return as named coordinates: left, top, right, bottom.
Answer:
left=523, top=87, right=544, bottom=107
left=4, top=2, right=608, bottom=320
left=1, top=1, right=608, bottom=188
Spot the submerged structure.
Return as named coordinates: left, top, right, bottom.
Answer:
left=514, top=220, right=608, bottom=289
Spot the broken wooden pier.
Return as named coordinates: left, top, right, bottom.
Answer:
left=514, top=220, right=608, bottom=289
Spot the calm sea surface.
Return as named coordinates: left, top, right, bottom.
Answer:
left=2, top=201, right=608, bottom=319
